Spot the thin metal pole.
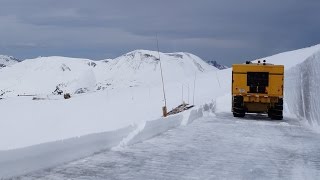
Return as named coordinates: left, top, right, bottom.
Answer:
left=182, top=84, right=184, bottom=103
left=188, top=84, right=190, bottom=104
left=157, top=34, right=167, bottom=107
left=193, top=72, right=196, bottom=105
left=215, top=70, right=221, bottom=88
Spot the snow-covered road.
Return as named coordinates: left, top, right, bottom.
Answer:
left=19, top=113, right=320, bottom=180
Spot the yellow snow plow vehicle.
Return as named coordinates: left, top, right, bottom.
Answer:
left=232, top=60, right=284, bottom=120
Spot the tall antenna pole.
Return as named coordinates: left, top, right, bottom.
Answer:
left=215, top=70, right=221, bottom=88
left=193, top=72, right=196, bottom=105
left=157, top=34, right=167, bottom=115
left=182, top=84, right=184, bottom=103
left=188, top=84, right=190, bottom=104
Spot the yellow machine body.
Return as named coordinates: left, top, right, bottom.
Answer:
left=232, top=62, right=284, bottom=119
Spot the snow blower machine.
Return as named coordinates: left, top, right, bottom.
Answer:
left=232, top=60, right=284, bottom=120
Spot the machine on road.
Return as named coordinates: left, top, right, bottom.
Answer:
left=232, top=60, right=284, bottom=120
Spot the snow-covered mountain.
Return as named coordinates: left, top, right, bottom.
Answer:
left=106, top=50, right=216, bottom=87
left=0, top=50, right=217, bottom=97
left=207, top=60, right=228, bottom=70
left=0, top=55, right=20, bottom=68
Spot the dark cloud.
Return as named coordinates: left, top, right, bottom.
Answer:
left=0, top=0, right=319, bottom=65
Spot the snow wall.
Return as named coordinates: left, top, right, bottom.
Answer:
left=0, top=102, right=215, bottom=179
left=285, top=51, right=320, bottom=129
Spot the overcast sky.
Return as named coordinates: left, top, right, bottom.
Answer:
left=0, top=0, right=319, bottom=66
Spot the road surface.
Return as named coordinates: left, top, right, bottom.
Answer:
left=19, top=113, right=320, bottom=180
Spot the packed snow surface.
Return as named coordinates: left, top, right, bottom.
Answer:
left=20, top=114, right=320, bottom=180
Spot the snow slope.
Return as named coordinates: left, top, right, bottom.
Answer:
left=253, top=44, right=320, bottom=70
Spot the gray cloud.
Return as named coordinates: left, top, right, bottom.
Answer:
left=0, top=0, right=319, bottom=65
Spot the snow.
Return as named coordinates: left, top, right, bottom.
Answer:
left=0, top=51, right=216, bottom=97
left=0, top=126, right=135, bottom=179
left=285, top=50, right=320, bottom=132
left=251, top=44, right=320, bottom=131
left=20, top=114, right=320, bottom=180
left=1, top=44, right=320, bottom=178
left=253, top=44, right=320, bottom=69
left=0, top=50, right=218, bottom=150
left=0, top=50, right=219, bottom=178
left=253, top=43, right=320, bottom=132
left=0, top=55, right=20, bottom=68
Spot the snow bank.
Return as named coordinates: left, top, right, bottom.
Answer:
left=285, top=50, right=320, bottom=131
left=0, top=126, right=134, bottom=179
left=126, top=104, right=208, bottom=146
left=253, top=44, right=320, bottom=70
left=0, top=101, right=215, bottom=178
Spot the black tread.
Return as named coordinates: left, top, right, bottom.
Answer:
left=271, top=115, right=283, bottom=120
left=233, top=95, right=245, bottom=118
left=268, top=109, right=283, bottom=120
left=233, top=112, right=245, bottom=117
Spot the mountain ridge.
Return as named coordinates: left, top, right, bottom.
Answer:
left=0, top=50, right=217, bottom=97
left=0, top=55, right=20, bottom=68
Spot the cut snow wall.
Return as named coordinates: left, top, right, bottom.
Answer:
left=0, top=126, right=135, bottom=179
left=127, top=102, right=212, bottom=145
left=114, top=102, right=214, bottom=149
left=0, top=101, right=215, bottom=179
left=285, top=51, right=320, bottom=128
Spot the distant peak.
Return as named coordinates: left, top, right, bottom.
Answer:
left=122, top=50, right=160, bottom=61
left=207, top=60, right=228, bottom=70
left=0, top=55, right=21, bottom=68
left=0, top=55, right=21, bottom=62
